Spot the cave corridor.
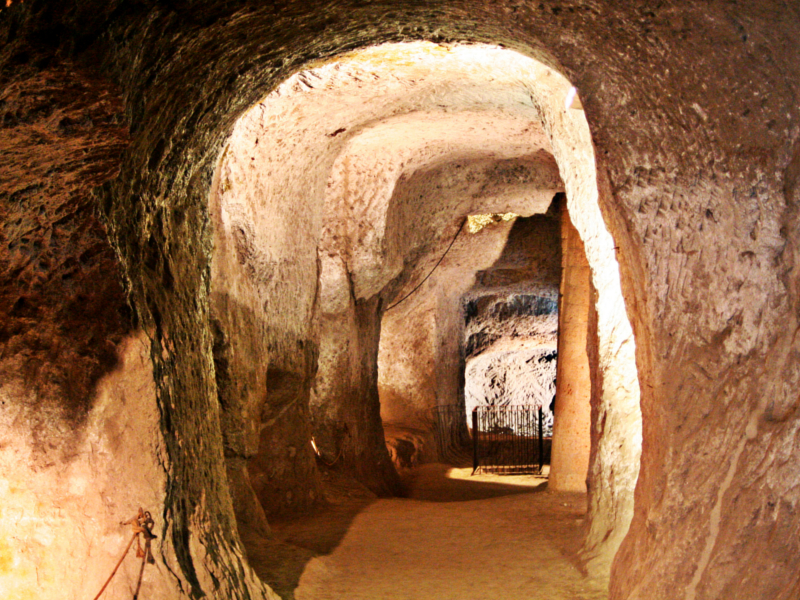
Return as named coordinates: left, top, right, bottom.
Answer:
left=1, top=2, right=799, bottom=600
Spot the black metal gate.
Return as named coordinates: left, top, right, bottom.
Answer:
left=472, top=405, right=546, bottom=475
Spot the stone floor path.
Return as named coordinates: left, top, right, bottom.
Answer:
left=246, top=464, right=608, bottom=600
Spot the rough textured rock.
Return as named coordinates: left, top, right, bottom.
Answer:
left=382, top=424, right=430, bottom=472
left=377, top=188, right=561, bottom=434
left=378, top=213, right=561, bottom=420
left=1, top=2, right=799, bottom=599
left=0, top=29, right=634, bottom=600
left=311, top=293, right=402, bottom=496
left=0, top=61, right=130, bottom=433
left=377, top=210, right=564, bottom=474
left=464, top=291, right=559, bottom=352
left=376, top=219, right=530, bottom=468
left=1, top=334, right=197, bottom=600
left=302, top=46, right=564, bottom=488
left=470, top=209, right=563, bottom=298
left=460, top=214, right=560, bottom=409
left=465, top=344, right=557, bottom=409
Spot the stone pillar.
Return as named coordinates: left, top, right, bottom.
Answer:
left=550, top=207, right=592, bottom=492
left=311, top=254, right=402, bottom=497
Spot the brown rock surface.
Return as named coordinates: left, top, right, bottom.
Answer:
left=1, top=2, right=799, bottom=599
left=0, top=62, right=130, bottom=432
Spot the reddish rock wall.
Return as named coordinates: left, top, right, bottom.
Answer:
left=0, top=62, right=130, bottom=429
left=1, top=3, right=799, bottom=599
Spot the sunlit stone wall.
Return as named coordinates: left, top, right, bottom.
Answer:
left=550, top=209, right=592, bottom=493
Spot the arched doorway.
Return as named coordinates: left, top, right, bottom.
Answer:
left=210, top=41, right=642, bottom=594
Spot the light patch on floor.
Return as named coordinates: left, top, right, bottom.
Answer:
left=444, top=465, right=551, bottom=487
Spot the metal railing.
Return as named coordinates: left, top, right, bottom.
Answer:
left=472, top=405, right=547, bottom=475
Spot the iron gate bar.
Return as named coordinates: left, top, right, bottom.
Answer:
left=539, top=406, right=544, bottom=473
left=472, top=409, right=478, bottom=473
left=471, top=405, right=547, bottom=475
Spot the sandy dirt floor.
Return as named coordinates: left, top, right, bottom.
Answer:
left=244, top=464, right=608, bottom=600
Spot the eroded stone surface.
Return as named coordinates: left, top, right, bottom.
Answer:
left=0, top=62, right=130, bottom=436
left=216, top=45, right=565, bottom=494
left=465, top=344, right=557, bottom=411
left=461, top=217, right=562, bottom=408
left=377, top=202, right=561, bottom=425
left=2, top=2, right=799, bottom=599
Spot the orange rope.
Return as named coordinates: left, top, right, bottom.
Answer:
left=93, top=508, right=156, bottom=600
left=92, top=533, right=138, bottom=600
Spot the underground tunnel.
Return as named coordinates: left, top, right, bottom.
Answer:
left=206, top=41, right=639, bottom=597
left=1, top=3, right=799, bottom=600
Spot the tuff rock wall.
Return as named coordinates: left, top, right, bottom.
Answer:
left=376, top=209, right=563, bottom=468
left=377, top=192, right=562, bottom=428
left=462, top=212, right=561, bottom=418
left=0, top=2, right=798, bottom=600
left=306, top=50, right=562, bottom=489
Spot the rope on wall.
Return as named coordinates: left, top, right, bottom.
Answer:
left=93, top=508, right=157, bottom=600
left=385, top=218, right=467, bottom=312
left=311, top=436, right=345, bottom=467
